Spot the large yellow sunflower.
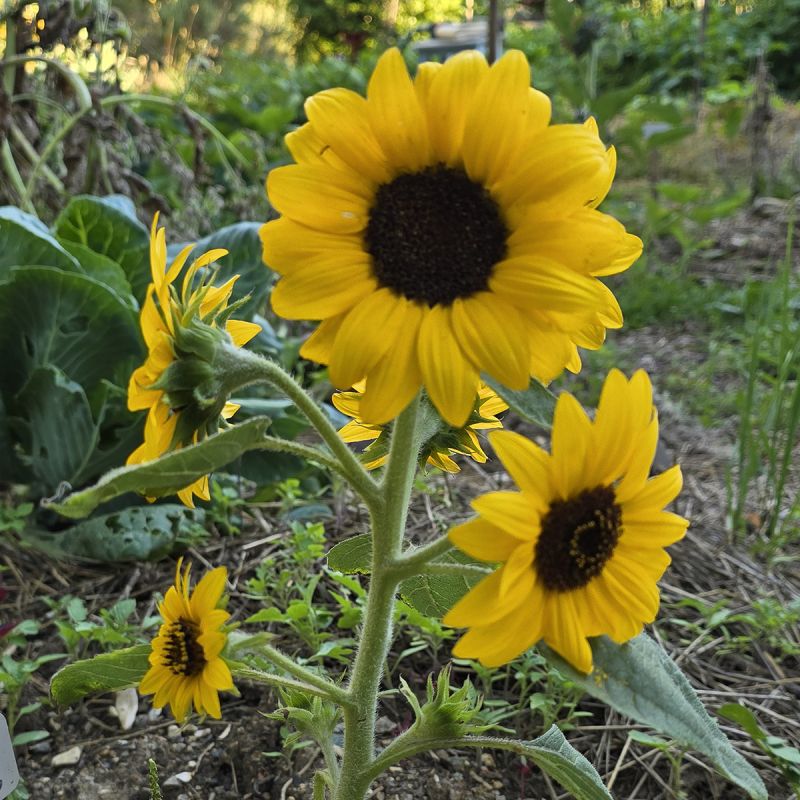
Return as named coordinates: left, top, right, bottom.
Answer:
left=443, top=369, right=688, bottom=673
left=139, top=559, right=234, bottom=722
left=127, top=215, right=261, bottom=506
left=333, top=382, right=507, bottom=471
left=261, top=48, right=641, bottom=428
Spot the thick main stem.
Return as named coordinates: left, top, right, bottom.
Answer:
left=333, top=396, right=421, bottom=800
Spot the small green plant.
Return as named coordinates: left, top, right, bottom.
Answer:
left=0, top=619, right=64, bottom=745
left=727, top=221, right=800, bottom=551
left=46, top=596, right=158, bottom=657
left=720, top=704, right=800, bottom=795
left=627, top=730, right=688, bottom=799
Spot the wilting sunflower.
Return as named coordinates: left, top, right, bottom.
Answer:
left=333, top=383, right=507, bottom=471
left=261, top=48, right=641, bottom=428
left=127, top=215, right=261, bottom=507
left=140, top=559, right=234, bottom=722
left=443, top=369, right=688, bottom=673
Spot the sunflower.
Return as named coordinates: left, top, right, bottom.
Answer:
left=333, top=383, right=507, bottom=471
left=127, top=215, right=261, bottom=507
left=443, top=369, right=688, bottom=673
left=139, top=559, right=234, bottom=722
left=261, top=48, right=641, bottom=428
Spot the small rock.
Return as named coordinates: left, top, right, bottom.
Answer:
left=51, top=746, right=82, bottom=767
left=115, top=688, right=139, bottom=731
left=30, top=741, right=51, bottom=754
left=163, top=771, right=193, bottom=787
left=147, top=707, right=163, bottom=722
left=752, top=196, right=788, bottom=218
left=374, top=715, right=395, bottom=734
left=192, top=727, right=211, bottom=739
left=167, top=724, right=182, bottom=739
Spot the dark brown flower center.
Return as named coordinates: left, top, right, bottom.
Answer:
left=364, top=166, right=508, bottom=306
left=535, top=486, right=622, bottom=592
left=163, top=618, right=206, bottom=676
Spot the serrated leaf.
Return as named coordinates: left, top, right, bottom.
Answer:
left=44, top=417, right=272, bottom=519
left=20, top=505, right=204, bottom=562
left=518, top=726, right=612, bottom=800
left=0, top=207, right=80, bottom=273
left=327, top=534, right=372, bottom=574
left=483, top=376, right=556, bottom=428
left=542, top=634, right=767, bottom=800
left=50, top=645, right=151, bottom=708
left=400, top=551, right=481, bottom=618
left=54, top=195, right=151, bottom=301
left=169, top=222, right=271, bottom=318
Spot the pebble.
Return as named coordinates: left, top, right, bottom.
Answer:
left=167, top=724, right=182, bottom=739
left=114, top=688, right=139, bottom=731
left=375, top=715, right=395, bottom=734
left=163, top=771, right=193, bottom=787
left=51, top=745, right=82, bottom=767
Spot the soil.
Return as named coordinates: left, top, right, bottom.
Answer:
left=3, top=202, right=800, bottom=800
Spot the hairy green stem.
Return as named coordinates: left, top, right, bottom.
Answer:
left=233, top=664, right=350, bottom=709
left=333, top=395, right=421, bottom=800
left=391, top=534, right=454, bottom=576
left=217, top=345, right=381, bottom=510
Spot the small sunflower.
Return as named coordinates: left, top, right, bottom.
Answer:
left=261, top=48, right=641, bottom=428
left=443, top=369, right=688, bottom=673
left=139, top=559, right=234, bottom=722
left=127, top=215, right=261, bottom=506
left=333, top=383, right=507, bottom=471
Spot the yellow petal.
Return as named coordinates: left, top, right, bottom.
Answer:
left=300, top=314, right=346, bottom=364
left=471, top=491, right=538, bottom=540
left=267, top=163, right=372, bottom=233
left=488, top=430, right=552, bottom=505
left=550, top=392, right=591, bottom=500
left=359, top=302, right=424, bottom=424
left=417, top=304, right=478, bottom=427
left=451, top=293, right=530, bottom=390
left=449, top=517, right=521, bottom=563
left=494, top=124, right=608, bottom=212
left=367, top=48, right=431, bottom=172
left=542, top=591, right=593, bottom=673
left=271, top=258, right=376, bottom=320
left=328, top=289, right=408, bottom=389
left=305, top=88, right=390, bottom=183
left=189, top=566, right=227, bottom=619
left=260, top=217, right=363, bottom=275
left=426, top=50, right=489, bottom=166
left=462, top=50, right=532, bottom=187
left=226, top=319, right=261, bottom=347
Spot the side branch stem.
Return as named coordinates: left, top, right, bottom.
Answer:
left=218, top=346, right=381, bottom=511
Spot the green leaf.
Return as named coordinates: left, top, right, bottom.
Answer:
left=327, top=534, right=372, bottom=574
left=59, top=240, right=135, bottom=306
left=0, top=266, right=141, bottom=398
left=518, top=726, right=612, bottom=800
left=13, top=729, right=49, bottom=746
left=400, top=551, right=481, bottom=618
left=483, top=376, right=556, bottom=428
left=542, top=634, right=767, bottom=800
left=717, top=704, right=765, bottom=743
left=15, top=365, right=100, bottom=491
left=20, top=504, right=204, bottom=562
left=170, top=222, right=271, bottom=319
left=44, top=417, right=272, bottom=519
left=54, top=195, right=151, bottom=302
left=0, top=206, right=80, bottom=272
left=50, top=644, right=151, bottom=708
